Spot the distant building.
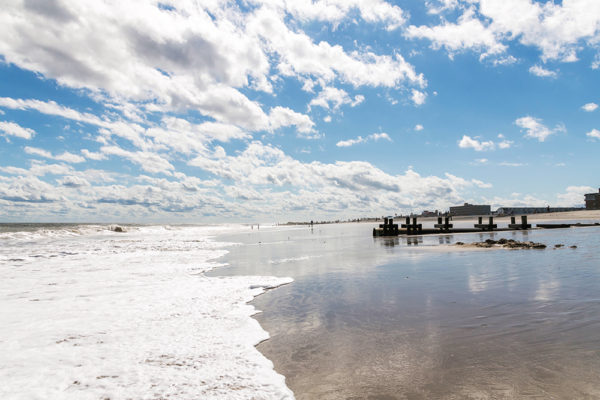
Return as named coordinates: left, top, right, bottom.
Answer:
left=421, top=210, right=439, bottom=217
left=449, top=203, right=491, bottom=216
left=585, top=189, right=600, bottom=209
left=496, top=206, right=582, bottom=215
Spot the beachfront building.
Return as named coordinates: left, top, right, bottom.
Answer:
left=449, top=203, right=491, bottom=216
left=496, top=206, right=583, bottom=215
left=585, top=189, right=600, bottom=209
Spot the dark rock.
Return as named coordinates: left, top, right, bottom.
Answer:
left=112, top=226, right=125, bottom=233
left=554, top=244, right=564, bottom=248
left=456, top=242, right=464, bottom=245
left=498, top=238, right=508, bottom=244
left=570, top=245, right=577, bottom=249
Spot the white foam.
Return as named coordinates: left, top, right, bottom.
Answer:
left=0, top=225, right=294, bottom=399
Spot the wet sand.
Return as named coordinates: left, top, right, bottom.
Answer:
left=213, top=218, right=600, bottom=399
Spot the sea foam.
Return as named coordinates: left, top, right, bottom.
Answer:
left=0, top=225, right=294, bottom=399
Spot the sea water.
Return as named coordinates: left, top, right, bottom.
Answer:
left=0, top=224, right=293, bottom=399
left=215, top=222, right=600, bottom=399
left=4, top=222, right=600, bottom=399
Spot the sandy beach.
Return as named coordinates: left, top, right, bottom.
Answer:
left=215, top=220, right=600, bottom=399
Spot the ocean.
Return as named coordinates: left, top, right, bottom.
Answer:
left=2, top=222, right=600, bottom=399
left=0, top=223, right=293, bottom=399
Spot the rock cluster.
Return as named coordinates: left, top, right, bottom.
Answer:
left=456, top=238, right=547, bottom=249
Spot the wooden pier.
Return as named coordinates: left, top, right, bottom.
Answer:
left=372, top=215, right=599, bottom=237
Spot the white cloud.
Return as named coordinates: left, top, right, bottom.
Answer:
left=58, top=176, right=91, bottom=188
left=582, top=103, right=598, bottom=112
left=479, top=0, right=600, bottom=62
left=81, top=149, right=108, bottom=161
left=498, top=140, right=513, bottom=149
left=515, top=116, right=563, bottom=142
left=309, top=87, right=364, bottom=111
left=268, top=107, right=316, bottom=137
left=251, top=7, right=425, bottom=89
left=24, top=146, right=85, bottom=163
left=587, top=128, right=600, bottom=139
left=0, top=0, right=423, bottom=135
left=411, top=89, right=427, bottom=106
left=471, top=179, right=492, bottom=189
left=323, top=115, right=332, bottom=123
left=499, top=162, right=526, bottom=167
left=264, top=0, right=408, bottom=31
left=336, top=132, right=391, bottom=147
left=529, top=65, right=558, bottom=78
left=473, top=158, right=488, bottom=164
left=556, top=185, right=594, bottom=206
left=0, top=121, right=35, bottom=139
left=101, top=145, right=174, bottom=175
left=412, top=0, right=600, bottom=64
left=458, top=135, right=495, bottom=151
left=406, top=8, right=506, bottom=60
left=415, top=124, right=424, bottom=131
left=0, top=97, right=106, bottom=127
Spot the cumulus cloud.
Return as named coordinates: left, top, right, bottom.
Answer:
left=0, top=0, right=424, bottom=133
left=336, top=133, right=391, bottom=147
left=411, top=89, right=427, bottom=106
left=0, top=121, right=35, bottom=139
left=309, top=87, right=364, bottom=111
left=458, top=135, right=495, bottom=151
left=556, top=185, right=594, bottom=206
left=263, top=0, right=408, bottom=31
left=101, top=145, right=174, bottom=175
left=472, top=179, right=492, bottom=189
left=529, top=65, right=558, bottom=78
left=58, top=175, right=91, bottom=188
left=268, top=107, right=316, bottom=137
left=81, top=149, right=108, bottom=161
left=582, top=103, right=598, bottom=112
left=587, top=128, right=600, bottom=139
left=412, top=0, right=600, bottom=64
left=406, top=7, right=506, bottom=60
left=515, top=116, right=564, bottom=142
left=414, top=124, right=424, bottom=131
left=498, top=139, right=513, bottom=149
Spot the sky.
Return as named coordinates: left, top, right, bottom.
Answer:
left=0, top=0, right=599, bottom=223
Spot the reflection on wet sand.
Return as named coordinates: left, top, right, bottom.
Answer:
left=217, top=223, right=600, bottom=399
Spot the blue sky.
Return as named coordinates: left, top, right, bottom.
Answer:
left=0, top=0, right=598, bottom=222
